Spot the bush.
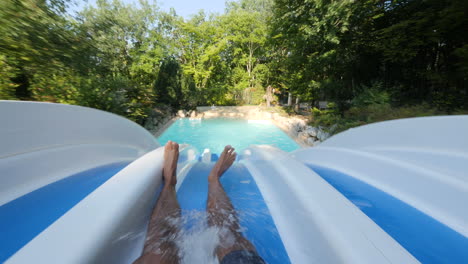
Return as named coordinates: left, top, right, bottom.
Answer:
left=310, top=102, right=460, bottom=135
left=30, top=70, right=155, bottom=124
left=30, top=69, right=81, bottom=105
left=282, top=106, right=298, bottom=115
left=0, top=55, right=18, bottom=100
left=310, top=106, right=341, bottom=128
left=309, top=81, right=457, bottom=135
left=352, top=81, right=390, bottom=107
left=251, top=86, right=266, bottom=105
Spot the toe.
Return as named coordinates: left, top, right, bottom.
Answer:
left=226, top=147, right=234, bottom=157
left=220, top=145, right=229, bottom=158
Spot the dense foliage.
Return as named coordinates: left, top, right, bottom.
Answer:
left=1, top=0, right=467, bottom=126
left=272, top=0, right=468, bottom=111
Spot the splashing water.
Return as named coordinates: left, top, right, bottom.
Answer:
left=174, top=162, right=291, bottom=263
left=132, top=163, right=290, bottom=263
left=141, top=205, right=281, bottom=264
left=176, top=210, right=219, bottom=264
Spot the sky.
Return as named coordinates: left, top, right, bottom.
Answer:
left=159, top=0, right=226, bottom=18
left=69, top=0, right=227, bottom=18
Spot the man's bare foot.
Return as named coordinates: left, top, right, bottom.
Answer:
left=163, top=141, right=179, bottom=186
left=208, top=145, right=236, bottom=183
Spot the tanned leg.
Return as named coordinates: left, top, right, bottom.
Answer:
left=207, top=145, right=257, bottom=261
left=134, top=141, right=181, bottom=264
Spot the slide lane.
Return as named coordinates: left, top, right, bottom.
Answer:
left=0, top=162, right=130, bottom=263
left=308, top=164, right=468, bottom=264
left=177, top=162, right=290, bottom=264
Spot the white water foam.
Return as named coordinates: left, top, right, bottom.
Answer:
left=176, top=211, right=220, bottom=264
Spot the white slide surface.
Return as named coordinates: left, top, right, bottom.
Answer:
left=242, top=146, right=419, bottom=264
left=1, top=101, right=161, bottom=263
left=293, top=116, right=468, bottom=237
left=2, top=101, right=466, bottom=264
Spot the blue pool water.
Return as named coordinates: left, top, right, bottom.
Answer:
left=308, top=164, right=468, bottom=264
left=158, top=118, right=300, bottom=153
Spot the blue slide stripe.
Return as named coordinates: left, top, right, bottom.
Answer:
left=308, top=164, right=468, bottom=264
left=0, top=162, right=129, bottom=262
left=177, top=162, right=290, bottom=264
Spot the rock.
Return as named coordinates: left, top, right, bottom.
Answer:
left=288, top=127, right=299, bottom=137
left=317, top=129, right=330, bottom=141
left=204, top=111, right=218, bottom=117
left=305, top=126, right=318, bottom=137
left=143, top=105, right=176, bottom=135
left=190, top=110, right=197, bottom=118
left=292, top=122, right=302, bottom=132
left=177, top=110, right=186, bottom=118
left=307, top=137, right=317, bottom=146
left=290, top=117, right=306, bottom=127
left=298, top=131, right=309, bottom=141
left=263, top=112, right=273, bottom=119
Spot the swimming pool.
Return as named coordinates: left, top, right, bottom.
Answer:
left=158, top=118, right=300, bottom=153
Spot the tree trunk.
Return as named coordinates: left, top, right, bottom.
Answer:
left=287, top=92, right=292, bottom=106
left=266, top=85, right=273, bottom=107
left=294, top=96, right=300, bottom=112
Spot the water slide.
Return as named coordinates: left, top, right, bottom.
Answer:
left=1, top=101, right=467, bottom=263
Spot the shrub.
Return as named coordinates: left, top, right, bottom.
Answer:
left=0, top=55, right=18, bottom=100
left=310, top=106, right=341, bottom=128
left=352, top=81, right=390, bottom=107
left=310, top=102, right=461, bottom=135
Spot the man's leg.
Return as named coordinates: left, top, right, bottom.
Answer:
left=207, top=146, right=262, bottom=262
left=134, top=141, right=181, bottom=264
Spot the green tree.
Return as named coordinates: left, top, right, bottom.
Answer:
left=271, top=0, right=468, bottom=111
left=0, top=55, right=18, bottom=100
left=223, top=0, right=272, bottom=104
left=0, top=0, right=74, bottom=99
